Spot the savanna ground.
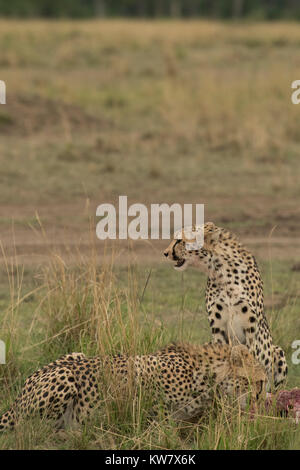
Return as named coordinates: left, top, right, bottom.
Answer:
left=0, top=20, right=300, bottom=450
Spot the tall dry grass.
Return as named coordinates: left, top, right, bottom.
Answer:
left=0, top=241, right=299, bottom=449
left=0, top=19, right=300, bottom=449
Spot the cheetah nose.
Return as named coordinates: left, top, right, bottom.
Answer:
left=164, top=250, right=169, bottom=258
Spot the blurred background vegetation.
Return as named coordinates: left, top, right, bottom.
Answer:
left=0, top=0, right=300, bottom=20
left=0, top=0, right=300, bottom=450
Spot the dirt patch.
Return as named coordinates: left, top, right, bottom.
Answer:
left=0, top=228, right=300, bottom=268
left=0, top=95, right=104, bottom=136
left=0, top=202, right=299, bottom=267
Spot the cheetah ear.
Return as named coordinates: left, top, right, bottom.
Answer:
left=204, top=223, right=235, bottom=249
left=230, top=345, right=252, bottom=367
left=204, top=222, right=216, bottom=231
left=253, top=366, right=267, bottom=382
left=204, top=222, right=221, bottom=247
left=181, top=226, right=204, bottom=250
left=230, top=345, right=267, bottom=381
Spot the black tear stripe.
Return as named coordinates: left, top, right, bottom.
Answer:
left=172, top=239, right=181, bottom=260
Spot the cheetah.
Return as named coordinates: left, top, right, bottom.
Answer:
left=164, top=222, right=288, bottom=389
left=0, top=343, right=266, bottom=430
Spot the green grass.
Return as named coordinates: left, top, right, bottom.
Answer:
left=0, top=19, right=300, bottom=449
left=0, top=249, right=299, bottom=450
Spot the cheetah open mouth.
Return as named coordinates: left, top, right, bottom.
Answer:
left=174, top=259, right=186, bottom=269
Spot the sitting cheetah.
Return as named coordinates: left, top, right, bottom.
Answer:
left=0, top=343, right=266, bottom=430
left=164, top=222, right=288, bottom=389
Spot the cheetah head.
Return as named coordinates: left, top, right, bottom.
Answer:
left=229, top=344, right=267, bottom=407
left=163, top=222, right=233, bottom=273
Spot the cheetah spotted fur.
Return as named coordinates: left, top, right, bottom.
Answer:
left=0, top=343, right=266, bottom=430
left=164, top=222, right=288, bottom=389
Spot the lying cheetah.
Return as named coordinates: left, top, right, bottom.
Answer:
left=164, top=222, right=288, bottom=389
left=0, top=343, right=266, bottom=430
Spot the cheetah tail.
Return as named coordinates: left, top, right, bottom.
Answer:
left=0, top=408, right=16, bottom=431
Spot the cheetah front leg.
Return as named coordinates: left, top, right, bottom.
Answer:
left=209, top=299, right=258, bottom=349
left=172, top=392, right=213, bottom=421
left=56, top=399, right=77, bottom=429
left=207, top=303, right=230, bottom=344
left=150, top=394, right=212, bottom=423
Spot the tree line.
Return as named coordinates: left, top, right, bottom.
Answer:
left=0, top=0, right=299, bottom=19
